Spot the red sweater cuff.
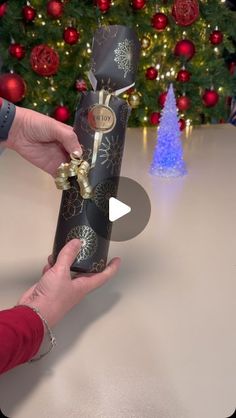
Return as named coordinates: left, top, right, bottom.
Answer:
left=0, top=97, right=3, bottom=108
left=0, top=305, right=44, bottom=374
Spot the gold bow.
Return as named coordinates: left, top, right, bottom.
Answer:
left=55, top=153, right=93, bottom=199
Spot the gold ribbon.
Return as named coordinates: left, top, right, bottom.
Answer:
left=55, top=90, right=113, bottom=199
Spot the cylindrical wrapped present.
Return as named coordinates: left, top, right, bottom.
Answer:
left=52, top=25, right=140, bottom=273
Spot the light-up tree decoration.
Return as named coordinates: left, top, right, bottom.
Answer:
left=150, top=83, right=187, bottom=177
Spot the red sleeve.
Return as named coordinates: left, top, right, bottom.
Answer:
left=0, top=97, right=2, bottom=108
left=0, top=305, right=44, bottom=374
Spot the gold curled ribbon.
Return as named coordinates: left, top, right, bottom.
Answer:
left=54, top=153, right=93, bottom=199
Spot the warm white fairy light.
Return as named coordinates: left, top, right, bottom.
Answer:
left=33, top=102, right=37, bottom=107
left=161, top=74, right=165, bottom=79
left=156, top=63, right=160, bottom=69
left=166, top=71, right=170, bottom=77
left=143, top=116, right=148, bottom=122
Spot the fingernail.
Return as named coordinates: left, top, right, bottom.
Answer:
left=72, top=149, right=82, bottom=157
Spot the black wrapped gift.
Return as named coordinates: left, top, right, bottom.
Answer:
left=52, top=25, right=140, bottom=273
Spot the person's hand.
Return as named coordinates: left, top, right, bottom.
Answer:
left=17, top=239, right=121, bottom=328
left=5, top=106, right=82, bottom=176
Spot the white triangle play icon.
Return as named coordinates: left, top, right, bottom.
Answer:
left=109, top=197, right=131, bottom=222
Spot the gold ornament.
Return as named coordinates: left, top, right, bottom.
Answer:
left=128, top=91, right=141, bottom=108
left=141, top=35, right=151, bottom=51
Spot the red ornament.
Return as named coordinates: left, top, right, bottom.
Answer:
left=145, top=66, right=158, bottom=80
left=150, top=111, right=161, bottom=125
left=209, top=30, right=223, bottom=45
left=132, top=0, right=146, bottom=10
left=47, top=0, right=64, bottom=18
left=177, top=95, right=191, bottom=111
left=158, top=91, right=168, bottom=107
left=53, top=105, right=70, bottom=122
left=202, top=89, right=219, bottom=107
left=9, top=43, right=26, bottom=60
left=176, top=68, right=191, bottom=82
left=174, top=39, right=195, bottom=60
left=151, top=13, right=168, bottom=31
left=22, top=5, right=36, bottom=22
left=0, top=2, right=7, bottom=17
left=75, top=79, right=87, bottom=92
left=63, top=27, right=79, bottom=45
left=0, top=73, right=26, bottom=103
left=30, top=45, right=60, bottom=76
left=179, top=118, right=186, bottom=131
left=96, top=0, right=111, bottom=13
left=172, top=0, right=199, bottom=26
left=229, top=61, right=236, bottom=76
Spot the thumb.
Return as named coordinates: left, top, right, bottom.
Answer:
left=55, top=239, right=81, bottom=273
left=51, top=121, right=82, bottom=156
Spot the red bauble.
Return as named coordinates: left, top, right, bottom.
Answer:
left=47, top=0, right=64, bottom=18
left=63, top=27, right=79, bottom=45
left=177, top=95, right=191, bottom=111
left=158, top=91, right=168, bottom=107
left=172, top=0, right=199, bottom=26
left=9, top=43, right=26, bottom=60
left=202, top=89, right=219, bottom=107
left=53, top=105, right=70, bottom=122
left=145, top=66, right=158, bottom=80
left=22, top=5, right=36, bottom=22
left=0, top=73, right=26, bottom=103
left=151, top=13, right=168, bottom=31
left=75, top=79, right=87, bottom=92
left=30, top=45, right=59, bottom=76
left=176, top=68, right=191, bottom=82
left=150, top=111, right=161, bottom=125
left=132, top=0, right=146, bottom=10
left=179, top=118, right=186, bottom=131
left=229, top=61, right=236, bottom=76
left=0, top=2, right=7, bottom=17
left=174, top=39, right=195, bottom=60
left=96, top=0, right=111, bottom=13
left=209, top=30, right=223, bottom=45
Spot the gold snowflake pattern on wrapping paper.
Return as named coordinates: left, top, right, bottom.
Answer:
left=114, top=39, right=135, bottom=79
left=81, top=144, right=93, bottom=164
left=119, top=104, right=129, bottom=128
left=66, top=225, right=97, bottom=263
left=93, top=180, right=116, bottom=215
left=94, top=25, right=119, bottom=46
left=99, top=135, right=123, bottom=176
left=62, top=186, right=84, bottom=221
left=90, top=259, right=106, bottom=273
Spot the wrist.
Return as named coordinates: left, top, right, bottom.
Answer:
left=5, top=105, right=25, bottom=150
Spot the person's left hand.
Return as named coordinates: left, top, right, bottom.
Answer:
left=5, top=106, right=82, bottom=176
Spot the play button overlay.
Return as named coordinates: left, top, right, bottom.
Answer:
left=109, top=197, right=131, bottom=222
left=86, top=176, right=151, bottom=242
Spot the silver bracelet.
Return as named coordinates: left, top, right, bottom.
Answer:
left=16, top=304, right=57, bottom=362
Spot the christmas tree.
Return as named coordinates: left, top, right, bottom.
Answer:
left=0, top=0, right=236, bottom=127
left=150, top=83, right=187, bottom=177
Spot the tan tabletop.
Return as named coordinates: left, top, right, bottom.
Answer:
left=0, top=126, right=236, bottom=418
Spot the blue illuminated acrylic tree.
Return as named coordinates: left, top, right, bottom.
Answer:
left=150, top=83, right=187, bottom=177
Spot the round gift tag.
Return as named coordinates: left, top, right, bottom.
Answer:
left=87, top=104, right=116, bottom=133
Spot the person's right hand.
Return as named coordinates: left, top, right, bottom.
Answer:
left=17, top=239, right=121, bottom=328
